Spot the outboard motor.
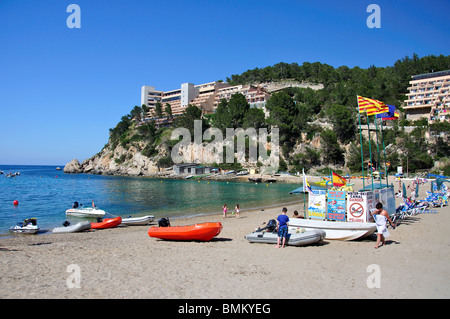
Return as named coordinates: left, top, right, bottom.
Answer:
left=266, top=219, right=277, bottom=232
left=63, top=220, right=71, bottom=227
left=158, top=217, right=171, bottom=227
left=73, top=201, right=79, bottom=209
left=255, top=219, right=277, bottom=232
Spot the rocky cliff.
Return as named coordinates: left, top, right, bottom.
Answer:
left=64, top=142, right=160, bottom=176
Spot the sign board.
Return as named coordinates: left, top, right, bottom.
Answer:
left=327, top=191, right=346, bottom=221
left=347, top=191, right=373, bottom=223
left=379, top=187, right=396, bottom=216
left=367, top=190, right=376, bottom=222
left=308, top=190, right=327, bottom=219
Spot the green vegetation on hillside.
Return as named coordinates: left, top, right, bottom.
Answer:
left=106, top=54, right=450, bottom=175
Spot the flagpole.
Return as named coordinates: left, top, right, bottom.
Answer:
left=302, top=168, right=307, bottom=218
left=366, top=113, right=374, bottom=190
left=303, top=190, right=306, bottom=218
left=374, top=116, right=382, bottom=187
left=330, top=168, right=333, bottom=188
left=357, top=96, right=365, bottom=189
left=380, top=119, right=389, bottom=187
left=358, top=95, right=390, bottom=191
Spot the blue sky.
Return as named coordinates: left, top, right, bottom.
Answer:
left=0, top=0, right=449, bottom=165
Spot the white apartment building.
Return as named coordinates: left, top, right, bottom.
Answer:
left=403, top=70, right=450, bottom=123
left=140, top=81, right=271, bottom=120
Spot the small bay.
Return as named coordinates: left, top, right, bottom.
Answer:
left=0, top=165, right=302, bottom=236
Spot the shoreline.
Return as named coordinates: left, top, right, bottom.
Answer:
left=72, top=170, right=305, bottom=184
left=0, top=198, right=304, bottom=240
left=1, top=178, right=449, bottom=298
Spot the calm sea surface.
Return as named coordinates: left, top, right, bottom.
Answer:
left=0, top=165, right=303, bottom=237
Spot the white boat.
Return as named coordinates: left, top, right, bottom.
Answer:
left=53, top=221, right=91, bottom=233
left=65, top=207, right=106, bottom=218
left=288, top=219, right=376, bottom=241
left=10, top=218, right=40, bottom=234
left=121, top=215, right=155, bottom=226
left=245, top=229, right=325, bottom=246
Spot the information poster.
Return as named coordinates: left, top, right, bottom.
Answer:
left=347, top=191, right=371, bottom=223
left=327, top=190, right=346, bottom=221
left=308, top=190, right=327, bottom=219
left=366, top=191, right=376, bottom=222
left=379, top=187, right=396, bottom=216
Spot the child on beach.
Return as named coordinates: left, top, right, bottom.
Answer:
left=293, top=210, right=303, bottom=218
left=234, top=204, right=240, bottom=218
left=222, top=204, right=227, bottom=218
left=276, top=207, right=289, bottom=248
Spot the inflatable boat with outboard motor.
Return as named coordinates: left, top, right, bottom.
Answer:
left=245, top=218, right=325, bottom=246
left=245, top=228, right=325, bottom=246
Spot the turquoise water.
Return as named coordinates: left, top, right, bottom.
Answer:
left=0, top=165, right=303, bottom=236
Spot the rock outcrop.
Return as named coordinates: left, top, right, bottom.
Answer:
left=63, top=159, right=81, bottom=173
left=64, top=143, right=161, bottom=176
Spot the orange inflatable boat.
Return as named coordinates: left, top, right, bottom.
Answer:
left=91, top=217, right=122, bottom=229
left=148, top=222, right=223, bottom=241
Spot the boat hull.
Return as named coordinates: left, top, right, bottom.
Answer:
left=91, top=217, right=122, bottom=229
left=288, top=219, right=376, bottom=241
left=53, top=221, right=91, bottom=233
left=9, top=226, right=39, bottom=234
left=245, top=229, right=325, bottom=246
left=148, top=222, right=223, bottom=241
left=65, top=207, right=106, bottom=218
left=121, top=215, right=155, bottom=226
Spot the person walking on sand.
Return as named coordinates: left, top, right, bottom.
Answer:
left=371, top=202, right=395, bottom=249
left=276, top=207, right=289, bottom=248
left=222, top=203, right=227, bottom=218
left=234, top=204, right=240, bottom=218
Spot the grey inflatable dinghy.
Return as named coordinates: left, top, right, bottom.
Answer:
left=245, top=229, right=325, bottom=246
left=53, top=221, right=91, bottom=234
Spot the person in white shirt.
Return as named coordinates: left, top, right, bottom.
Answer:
left=371, top=202, right=395, bottom=249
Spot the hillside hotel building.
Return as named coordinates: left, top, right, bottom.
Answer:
left=403, top=70, right=450, bottom=123
left=140, top=81, right=271, bottom=120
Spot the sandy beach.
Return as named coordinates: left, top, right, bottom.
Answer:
left=0, top=177, right=449, bottom=299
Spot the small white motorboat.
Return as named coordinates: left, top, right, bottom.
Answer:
left=65, top=207, right=106, bottom=218
left=10, top=218, right=40, bottom=234
left=52, top=221, right=91, bottom=233
left=245, top=229, right=325, bottom=246
left=121, top=215, right=155, bottom=226
left=288, top=218, right=377, bottom=241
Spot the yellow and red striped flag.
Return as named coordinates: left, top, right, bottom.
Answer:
left=357, top=95, right=389, bottom=116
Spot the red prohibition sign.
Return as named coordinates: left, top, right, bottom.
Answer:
left=349, top=203, right=364, bottom=218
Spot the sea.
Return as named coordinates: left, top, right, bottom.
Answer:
left=0, top=165, right=303, bottom=237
